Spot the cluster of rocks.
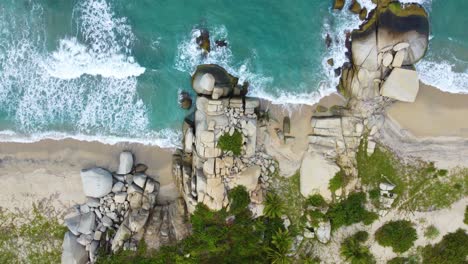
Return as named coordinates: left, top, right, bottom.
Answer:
left=339, top=1, right=429, bottom=103
left=174, top=64, right=274, bottom=217
left=62, top=152, right=160, bottom=264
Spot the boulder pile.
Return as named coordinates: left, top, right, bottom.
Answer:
left=339, top=1, right=428, bottom=102
left=61, top=152, right=160, bottom=264
left=173, top=64, right=274, bottom=217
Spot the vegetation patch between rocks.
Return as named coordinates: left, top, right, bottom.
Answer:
left=217, top=130, right=243, bottom=156
left=357, top=138, right=468, bottom=211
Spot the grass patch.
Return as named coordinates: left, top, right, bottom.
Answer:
left=356, top=138, right=468, bottom=211
left=217, top=130, right=243, bottom=156
left=0, top=203, right=67, bottom=264
left=375, top=220, right=417, bottom=253
left=329, top=169, right=348, bottom=194
left=424, top=225, right=440, bottom=240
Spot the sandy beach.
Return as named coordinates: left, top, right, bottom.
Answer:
left=387, top=82, right=468, bottom=138
left=0, top=139, right=177, bottom=213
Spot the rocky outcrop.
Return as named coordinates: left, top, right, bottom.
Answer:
left=62, top=232, right=88, bottom=264
left=340, top=1, right=428, bottom=102
left=380, top=68, right=419, bottom=102
left=80, top=168, right=113, bottom=198
left=174, top=65, right=274, bottom=216
left=62, top=152, right=169, bottom=263
left=192, top=64, right=239, bottom=99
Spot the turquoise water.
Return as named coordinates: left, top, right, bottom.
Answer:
left=0, top=0, right=466, bottom=146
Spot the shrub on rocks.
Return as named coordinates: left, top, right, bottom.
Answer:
left=228, top=186, right=250, bottom=215
left=217, top=130, right=243, bottom=156
left=375, top=220, right=417, bottom=253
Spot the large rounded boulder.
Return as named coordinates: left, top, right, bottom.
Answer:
left=80, top=167, right=113, bottom=198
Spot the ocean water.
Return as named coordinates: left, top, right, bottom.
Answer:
left=0, top=0, right=466, bottom=147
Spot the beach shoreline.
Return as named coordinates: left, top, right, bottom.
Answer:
left=1, top=81, right=467, bottom=213
left=0, top=138, right=177, bottom=213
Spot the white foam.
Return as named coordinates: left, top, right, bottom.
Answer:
left=416, top=60, right=468, bottom=93
left=0, top=129, right=182, bottom=148
left=0, top=1, right=172, bottom=147
left=44, top=0, right=145, bottom=79
left=44, top=38, right=145, bottom=79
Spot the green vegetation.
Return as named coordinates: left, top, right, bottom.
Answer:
left=329, top=169, right=348, bottom=194
left=0, top=204, right=67, bottom=263
left=357, top=138, right=468, bottom=211
left=228, top=186, right=251, bottom=215
left=387, top=256, right=419, bottom=264
left=266, top=229, right=293, bottom=264
left=421, top=229, right=468, bottom=264
left=424, top=225, right=440, bottom=240
left=306, top=194, right=327, bottom=208
left=326, top=192, right=378, bottom=230
left=217, top=130, right=243, bottom=156
left=375, top=220, right=417, bottom=253
left=464, top=205, right=468, bottom=225
left=99, top=185, right=297, bottom=263
left=264, top=192, right=285, bottom=219
left=340, top=231, right=375, bottom=264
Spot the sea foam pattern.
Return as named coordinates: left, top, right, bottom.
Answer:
left=0, top=0, right=183, bottom=146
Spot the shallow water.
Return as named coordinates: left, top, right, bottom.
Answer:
left=0, top=0, right=465, bottom=147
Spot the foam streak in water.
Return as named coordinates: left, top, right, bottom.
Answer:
left=44, top=0, right=145, bottom=79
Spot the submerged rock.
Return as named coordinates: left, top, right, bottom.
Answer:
left=196, top=29, right=210, bottom=53
left=215, top=39, right=228, bottom=47
left=179, top=91, right=193, bottom=110
left=333, top=0, right=345, bottom=10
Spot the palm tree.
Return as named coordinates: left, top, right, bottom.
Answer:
left=264, top=193, right=285, bottom=219
left=340, top=237, right=376, bottom=264
left=267, top=229, right=292, bottom=264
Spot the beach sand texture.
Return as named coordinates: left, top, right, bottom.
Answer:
left=0, top=139, right=176, bottom=212
left=388, top=82, right=468, bottom=138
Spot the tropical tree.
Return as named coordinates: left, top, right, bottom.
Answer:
left=340, top=235, right=375, bottom=264
left=267, top=229, right=292, bottom=264
left=264, top=192, right=285, bottom=219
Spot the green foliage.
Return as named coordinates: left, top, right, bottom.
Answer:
left=464, top=205, right=468, bottom=225
left=375, top=220, right=417, bottom=253
left=267, top=229, right=293, bottom=264
left=329, top=169, right=347, bottom=193
left=424, top=225, right=440, bottom=240
left=326, top=192, right=378, bottom=230
left=306, top=194, right=327, bottom=208
left=353, top=231, right=369, bottom=243
left=421, top=229, right=468, bottom=264
left=264, top=192, right=285, bottom=219
left=340, top=233, right=375, bottom=264
left=217, top=130, right=243, bottom=156
left=368, top=189, right=380, bottom=200
left=357, top=138, right=468, bottom=211
left=228, top=186, right=250, bottom=215
left=387, top=256, right=419, bottom=264
left=0, top=204, right=66, bottom=264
